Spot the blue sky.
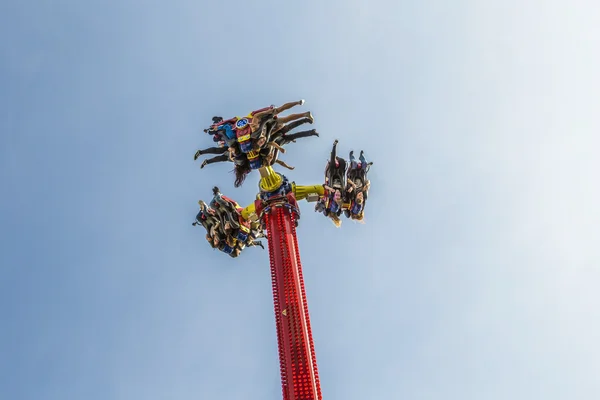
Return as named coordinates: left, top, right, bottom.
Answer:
left=1, top=0, right=599, bottom=399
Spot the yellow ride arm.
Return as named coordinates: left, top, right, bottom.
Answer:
left=292, top=183, right=324, bottom=201
left=241, top=199, right=257, bottom=221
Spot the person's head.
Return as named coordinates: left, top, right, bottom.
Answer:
left=355, top=192, right=364, bottom=204
left=234, top=161, right=251, bottom=187
left=212, top=186, right=220, bottom=196
left=198, top=199, right=208, bottom=211
left=212, top=116, right=223, bottom=124
left=334, top=189, right=342, bottom=204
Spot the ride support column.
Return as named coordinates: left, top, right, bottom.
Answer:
left=264, top=203, right=322, bottom=400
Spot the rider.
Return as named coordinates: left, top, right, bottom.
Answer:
left=323, top=184, right=343, bottom=216
left=235, top=100, right=312, bottom=153
left=347, top=151, right=371, bottom=192
left=194, top=201, right=235, bottom=252
left=193, top=200, right=220, bottom=233
left=314, top=184, right=343, bottom=228
left=206, top=116, right=238, bottom=143
left=344, top=150, right=372, bottom=220
left=248, top=99, right=309, bottom=135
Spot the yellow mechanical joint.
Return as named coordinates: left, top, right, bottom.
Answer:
left=241, top=202, right=256, bottom=221
left=258, top=166, right=283, bottom=192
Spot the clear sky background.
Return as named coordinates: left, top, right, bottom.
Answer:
left=1, top=1, right=599, bottom=399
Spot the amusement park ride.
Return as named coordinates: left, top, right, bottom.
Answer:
left=193, top=100, right=371, bottom=400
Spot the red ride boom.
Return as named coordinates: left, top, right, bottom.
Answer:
left=264, top=204, right=322, bottom=400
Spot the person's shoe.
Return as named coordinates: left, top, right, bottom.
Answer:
left=194, top=150, right=201, bottom=160
left=201, top=160, right=208, bottom=169
left=299, top=99, right=305, bottom=105
left=312, top=129, right=319, bottom=137
left=307, top=112, right=314, bottom=123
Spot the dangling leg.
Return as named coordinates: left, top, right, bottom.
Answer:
left=275, top=117, right=311, bottom=135
left=359, top=150, right=367, bottom=167
left=347, top=150, right=357, bottom=182
left=200, top=153, right=229, bottom=169
left=330, top=153, right=346, bottom=188
left=272, top=99, right=305, bottom=114
left=338, top=157, right=347, bottom=186
left=276, top=111, right=313, bottom=124
left=195, top=146, right=226, bottom=160
left=284, top=128, right=318, bottom=141
left=277, top=129, right=318, bottom=146
left=349, top=150, right=358, bottom=168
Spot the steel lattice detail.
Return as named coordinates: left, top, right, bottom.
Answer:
left=264, top=204, right=322, bottom=400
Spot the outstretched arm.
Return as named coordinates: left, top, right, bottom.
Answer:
left=346, top=179, right=355, bottom=193
left=266, top=141, right=285, bottom=153
left=329, top=140, right=338, bottom=171
left=276, top=159, right=294, bottom=170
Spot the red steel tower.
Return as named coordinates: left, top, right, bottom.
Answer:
left=245, top=168, right=324, bottom=400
